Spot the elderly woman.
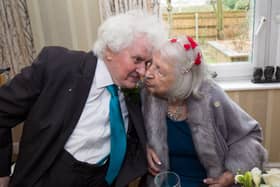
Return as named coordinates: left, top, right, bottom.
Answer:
left=141, top=36, right=267, bottom=187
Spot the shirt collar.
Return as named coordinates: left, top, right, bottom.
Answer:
left=95, top=58, right=114, bottom=89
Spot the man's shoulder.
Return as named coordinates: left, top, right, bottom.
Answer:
left=38, top=46, right=96, bottom=67
left=40, top=46, right=92, bottom=60
left=35, top=46, right=97, bottom=77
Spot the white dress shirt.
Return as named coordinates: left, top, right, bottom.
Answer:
left=65, top=58, right=128, bottom=164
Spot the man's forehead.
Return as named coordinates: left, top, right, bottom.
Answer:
left=130, top=36, right=152, bottom=49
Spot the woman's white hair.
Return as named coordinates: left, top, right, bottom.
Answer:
left=93, top=10, right=168, bottom=59
left=157, top=35, right=208, bottom=99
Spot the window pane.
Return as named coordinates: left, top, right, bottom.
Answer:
left=160, top=0, right=255, bottom=65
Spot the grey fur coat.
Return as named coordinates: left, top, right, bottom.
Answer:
left=141, top=79, right=267, bottom=187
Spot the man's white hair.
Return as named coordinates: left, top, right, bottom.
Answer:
left=93, top=10, right=168, bottom=59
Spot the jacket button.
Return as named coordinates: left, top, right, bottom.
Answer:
left=214, top=101, right=220, bottom=107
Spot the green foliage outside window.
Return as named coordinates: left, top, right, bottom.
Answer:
left=223, top=0, right=239, bottom=9
left=235, top=0, right=250, bottom=10
left=224, top=0, right=249, bottom=10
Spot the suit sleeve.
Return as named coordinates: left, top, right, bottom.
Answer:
left=0, top=129, right=12, bottom=176
left=0, top=47, right=48, bottom=176
left=211, top=84, right=267, bottom=173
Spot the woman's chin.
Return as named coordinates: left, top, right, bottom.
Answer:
left=148, top=89, right=167, bottom=99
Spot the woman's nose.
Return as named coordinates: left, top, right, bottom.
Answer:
left=136, top=63, right=146, bottom=76
left=145, top=68, right=154, bottom=79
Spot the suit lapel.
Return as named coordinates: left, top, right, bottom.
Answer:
left=124, top=96, right=146, bottom=146
left=63, top=52, right=97, bottom=135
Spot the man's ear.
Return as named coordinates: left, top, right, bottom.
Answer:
left=104, top=47, right=114, bottom=61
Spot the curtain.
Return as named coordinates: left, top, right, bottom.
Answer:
left=98, top=0, right=161, bottom=22
left=0, top=0, right=35, bottom=77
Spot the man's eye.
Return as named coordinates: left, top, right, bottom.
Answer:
left=134, top=57, right=143, bottom=64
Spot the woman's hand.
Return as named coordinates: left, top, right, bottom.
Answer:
left=0, top=176, right=10, bottom=187
left=203, top=171, right=234, bottom=187
left=146, top=146, right=162, bottom=176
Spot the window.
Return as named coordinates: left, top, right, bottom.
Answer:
left=160, top=0, right=279, bottom=81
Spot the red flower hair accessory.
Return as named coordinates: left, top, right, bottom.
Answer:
left=183, top=44, right=191, bottom=51
left=187, top=36, right=198, bottom=49
left=170, top=38, right=177, bottom=43
left=169, top=36, right=202, bottom=74
left=182, top=52, right=202, bottom=74
left=194, top=53, right=201, bottom=65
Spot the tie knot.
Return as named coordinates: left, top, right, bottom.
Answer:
left=107, top=85, right=118, bottom=97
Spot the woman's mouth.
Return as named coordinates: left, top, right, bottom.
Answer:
left=144, top=80, right=153, bottom=88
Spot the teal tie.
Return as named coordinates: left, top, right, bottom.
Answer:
left=105, top=85, right=127, bottom=185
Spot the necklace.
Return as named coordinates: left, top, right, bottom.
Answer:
left=167, top=104, right=187, bottom=121
left=167, top=107, right=180, bottom=121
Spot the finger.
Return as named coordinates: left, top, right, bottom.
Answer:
left=150, top=149, right=162, bottom=166
left=148, top=166, right=159, bottom=176
left=208, top=184, right=222, bottom=187
left=147, top=147, right=161, bottom=172
left=203, top=178, right=218, bottom=185
left=147, top=152, right=160, bottom=173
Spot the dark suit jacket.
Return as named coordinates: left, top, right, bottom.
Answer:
left=0, top=47, right=147, bottom=187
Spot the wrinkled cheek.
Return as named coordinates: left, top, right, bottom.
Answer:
left=155, top=87, right=164, bottom=95
left=124, top=72, right=134, bottom=81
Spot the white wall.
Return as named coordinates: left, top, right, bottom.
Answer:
left=27, top=0, right=101, bottom=54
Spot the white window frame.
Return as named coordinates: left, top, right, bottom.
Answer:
left=210, top=0, right=275, bottom=81
left=267, top=0, right=280, bottom=68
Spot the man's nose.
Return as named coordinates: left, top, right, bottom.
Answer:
left=136, top=63, right=146, bottom=76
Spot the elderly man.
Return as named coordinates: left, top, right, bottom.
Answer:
left=0, top=11, right=167, bottom=187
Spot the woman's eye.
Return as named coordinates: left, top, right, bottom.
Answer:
left=145, top=61, right=152, bottom=69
